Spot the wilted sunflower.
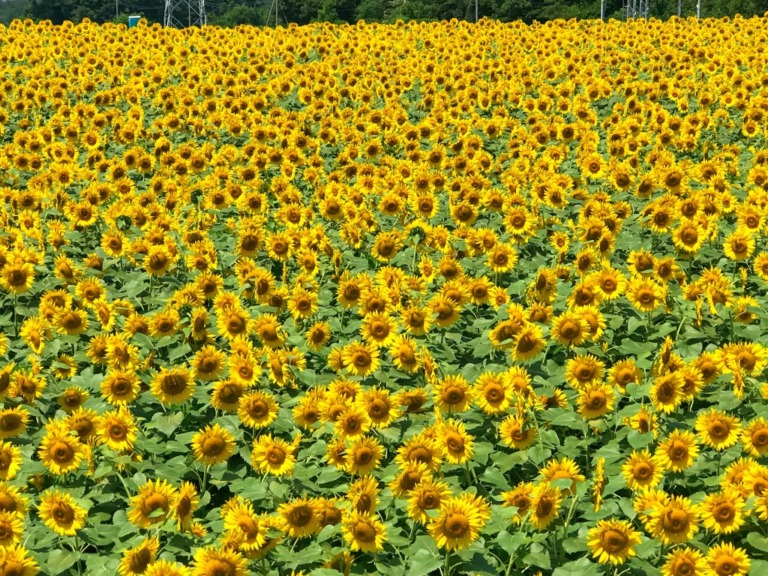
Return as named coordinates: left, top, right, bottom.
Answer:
left=38, top=490, right=87, bottom=536
left=191, top=423, right=236, bottom=466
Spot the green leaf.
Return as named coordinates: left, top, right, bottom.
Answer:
left=47, top=550, right=79, bottom=573
left=407, top=549, right=442, bottom=576
left=553, top=558, right=599, bottom=576
left=747, top=532, right=768, bottom=553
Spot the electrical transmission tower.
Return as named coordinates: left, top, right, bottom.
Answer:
left=164, top=0, right=206, bottom=27
left=623, top=0, right=649, bottom=18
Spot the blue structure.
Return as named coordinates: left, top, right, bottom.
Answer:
left=128, top=15, right=141, bottom=28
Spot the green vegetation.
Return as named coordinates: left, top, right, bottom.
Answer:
left=4, top=0, right=766, bottom=26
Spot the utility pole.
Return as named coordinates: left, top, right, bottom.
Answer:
left=678, top=0, right=682, bottom=16
left=164, top=0, right=206, bottom=27
left=115, top=0, right=119, bottom=19
left=601, top=0, right=605, bottom=20
left=697, top=0, right=701, bottom=18
left=475, top=0, right=478, bottom=22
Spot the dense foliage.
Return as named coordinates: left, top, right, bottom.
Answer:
left=2, top=12, right=768, bottom=576
left=7, top=0, right=768, bottom=26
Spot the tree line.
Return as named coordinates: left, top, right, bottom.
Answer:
left=0, top=0, right=765, bottom=27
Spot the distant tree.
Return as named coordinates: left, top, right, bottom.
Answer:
left=355, top=0, right=386, bottom=20
left=210, top=5, right=264, bottom=27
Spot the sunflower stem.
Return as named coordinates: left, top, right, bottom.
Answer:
left=201, top=465, right=210, bottom=494
left=442, top=547, right=452, bottom=576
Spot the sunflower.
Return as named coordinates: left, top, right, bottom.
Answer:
left=334, top=406, right=372, bottom=441
left=723, top=227, right=755, bottom=261
left=175, top=482, right=199, bottom=532
left=346, top=436, right=384, bottom=475
left=0, top=483, right=27, bottom=517
left=529, top=484, right=563, bottom=530
left=306, top=321, right=331, bottom=351
left=341, top=512, right=387, bottom=553
left=191, top=424, right=236, bottom=466
left=358, top=388, right=399, bottom=428
left=191, top=346, right=226, bottom=381
left=144, top=560, right=190, bottom=576
left=587, top=518, right=642, bottom=565
left=622, top=450, right=664, bottom=491
left=238, top=391, right=278, bottom=429
left=565, top=354, right=605, bottom=389
left=0, top=407, right=28, bottom=443
left=287, top=286, right=318, bottom=321
left=486, top=242, right=518, bottom=273
left=695, top=409, right=741, bottom=450
left=408, top=479, right=452, bottom=524
left=0, top=544, right=38, bottom=576
left=742, top=417, right=768, bottom=457
left=0, top=442, right=21, bottom=481
left=706, top=543, right=750, bottom=576
left=223, top=499, right=267, bottom=552
left=37, top=424, right=87, bottom=476
left=348, top=475, right=380, bottom=514
left=251, top=434, right=296, bottom=477
left=428, top=294, right=461, bottom=327
left=54, top=307, right=89, bottom=336
left=433, top=375, right=473, bottom=413
left=342, top=341, right=380, bottom=377
left=541, top=457, right=586, bottom=494
left=550, top=311, right=589, bottom=347
left=510, top=324, right=546, bottom=362
left=128, top=479, right=177, bottom=529
left=191, top=546, right=248, bottom=576
left=150, top=366, right=196, bottom=405
left=99, top=408, right=138, bottom=452
left=578, top=382, right=615, bottom=420
left=38, top=489, right=87, bottom=536
left=699, top=488, right=745, bottom=535
left=436, top=419, right=474, bottom=465
left=626, top=275, right=665, bottom=313
left=647, top=495, right=699, bottom=545
left=0, top=510, right=23, bottom=548
left=501, top=481, right=535, bottom=524
left=672, top=218, right=705, bottom=253
left=277, top=498, right=320, bottom=539
left=0, top=260, right=35, bottom=294
left=101, top=371, right=140, bottom=405
left=656, top=429, right=699, bottom=472
left=499, top=415, right=538, bottom=450
left=472, top=371, right=511, bottom=415
left=118, top=537, right=160, bottom=576
left=428, top=493, right=490, bottom=551
left=662, top=547, right=710, bottom=576
left=650, top=372, right=685, bottom=414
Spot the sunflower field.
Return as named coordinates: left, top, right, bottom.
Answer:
left=2, top=11, right=768, bottom=576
